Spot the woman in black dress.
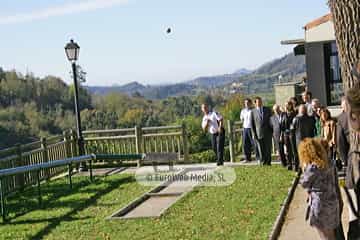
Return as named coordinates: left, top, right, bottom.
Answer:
left=280, top=101, right=297, bottom=170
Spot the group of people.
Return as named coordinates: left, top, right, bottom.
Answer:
left=238, top=89, right=350, bottom=174
left=239, top=85, right=359, bottom=239
left=298, top=62, right=360, bottom=240
left=200, top=61, right=360, bottom=240
left=201, top=89, right=347, bottom=171
left=238, top=91, right=321, bottom=170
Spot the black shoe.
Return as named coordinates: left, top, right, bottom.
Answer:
left=217, top=162, right=224, bottom=166
left=287, top=165, right=293, bottom=171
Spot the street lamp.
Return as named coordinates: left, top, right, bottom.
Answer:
left=65, top=39, right=87, bottom=171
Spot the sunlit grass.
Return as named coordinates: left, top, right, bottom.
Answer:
left=0, top=166, right=295, bottom=240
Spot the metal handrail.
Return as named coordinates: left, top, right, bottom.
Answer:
left=0, top=155, right=94, bottom=178
left=0, top=153, right=145, bottom=222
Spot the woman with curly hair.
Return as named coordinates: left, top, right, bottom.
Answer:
left=299, top=138, right=340, bottom=240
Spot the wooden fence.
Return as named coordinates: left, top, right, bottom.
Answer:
left=82, top=124, right=189, bottom=163
left=0, top=132, right=77, bottom=194
left=0, top=124, right=189, bottom=194
left=0, top=120, right=279, bottom=194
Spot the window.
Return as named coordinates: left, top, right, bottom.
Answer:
left=324, top=42, right=343, bottom=106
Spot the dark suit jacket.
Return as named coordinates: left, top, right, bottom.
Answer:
left=250, top=106, right=273, bottom=140
left=337, top=112, right=350, bottom=163
left=280, top=112, right=296, bottom=135
left=291, top=114, right=316, bottom=145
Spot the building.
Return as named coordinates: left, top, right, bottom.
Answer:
left=274, top=81, right=304, bottom=107
left=229, top=82, right=243, bottom=94
left=281, top=13, right=343, bottom=108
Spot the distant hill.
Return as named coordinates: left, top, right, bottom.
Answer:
left=86, top=81, right=146, bottom=96
left=187, top=68, right=252, bottom=88
left=86, top=52, right=305, bottom=98
left=227, top=53, right=306, bottom=94
left=233, top=68, right=253, bottom=76
left=86, top=82, right=196, bottom=99
left=140, top=83, right=196, bottom=99
left=254, top=53, right=305, bottom=76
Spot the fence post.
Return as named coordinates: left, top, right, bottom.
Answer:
left=135, top=126, right=143, bottom=167
left=63, top=130, right=72, bottom=158
left=0, top=178, right=6, bottom=222
left=181, top=122, right=189, bottom=162
left=15, top=144, right=25, bottom=190
left=135, top=125, right=142, bottom=154
left=41, top=137, right=50, bottom=180
left=227, top=120, right=235, bottom=163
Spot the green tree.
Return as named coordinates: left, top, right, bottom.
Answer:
left=222, top=94, right=244, bottom=122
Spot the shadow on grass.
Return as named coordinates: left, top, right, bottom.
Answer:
left=4, top=175, right=134, bottom=240
left=5, top=178, right=95, bottom=221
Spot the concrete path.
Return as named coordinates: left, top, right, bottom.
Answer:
left=279, top=183, right=349, bottom=240
left=109, top=166, right=217, bottom=219
left=119, top=181, right=197, bottom=219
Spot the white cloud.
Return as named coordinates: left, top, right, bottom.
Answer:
left=0, top=0, right=130, bottom=25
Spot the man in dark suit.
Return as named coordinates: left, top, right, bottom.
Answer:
left=337, top=97, right=350, bottom=166
left=250, top=96, right=273, bottom=165
left=291, top=104, right=316, bottom=171
left=291, top=104, right=316, bottom=145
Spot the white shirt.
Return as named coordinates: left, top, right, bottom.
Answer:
left=240, top=108, right=252, bottom=129
left=256, top=107, right=264, bottom=120
left=305, top=102, right=313, bottom=116
left=202, top=111, right=223, bottom=134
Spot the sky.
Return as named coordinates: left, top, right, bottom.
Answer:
left=0, top=0, right=330, bottom=86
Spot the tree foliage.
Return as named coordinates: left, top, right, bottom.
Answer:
left=0, top=68, right=252, bottom=151
left=328, top=0, right=360, bottom=89
left=0, top=70, right=91, bottom=148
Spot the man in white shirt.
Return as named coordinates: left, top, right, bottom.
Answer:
left=240, top=98, right=255, bottom=162
left=201, top=103, right=225, bottom=166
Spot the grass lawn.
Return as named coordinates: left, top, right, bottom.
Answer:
left=0, top=166, right=295, bottom=240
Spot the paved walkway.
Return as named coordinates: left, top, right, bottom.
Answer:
left=73, top=161, right=281, bottom=177
left=279, top=183, right=349, bottom=240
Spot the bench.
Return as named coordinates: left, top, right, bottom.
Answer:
left=139, top=152, right=178, bottom=171
left=94, top=154, right=145, bottom=167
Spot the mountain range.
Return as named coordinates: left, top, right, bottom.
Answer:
left=86, top=53, right=305, bottom=99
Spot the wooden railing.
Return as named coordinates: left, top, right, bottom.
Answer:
left=0, top=119, right=279, bottom=194
left=83, top=128, right=137, bottom=158
left=227, top=120, right=243, bottom=162
left=0, top=124, right=189, bottom=194
left=0, top=132, right=77, bottom=194
left=83, top=124, right=189, bottom=163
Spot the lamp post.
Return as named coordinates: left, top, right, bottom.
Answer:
left=65, top=39, right=87, bottom=171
